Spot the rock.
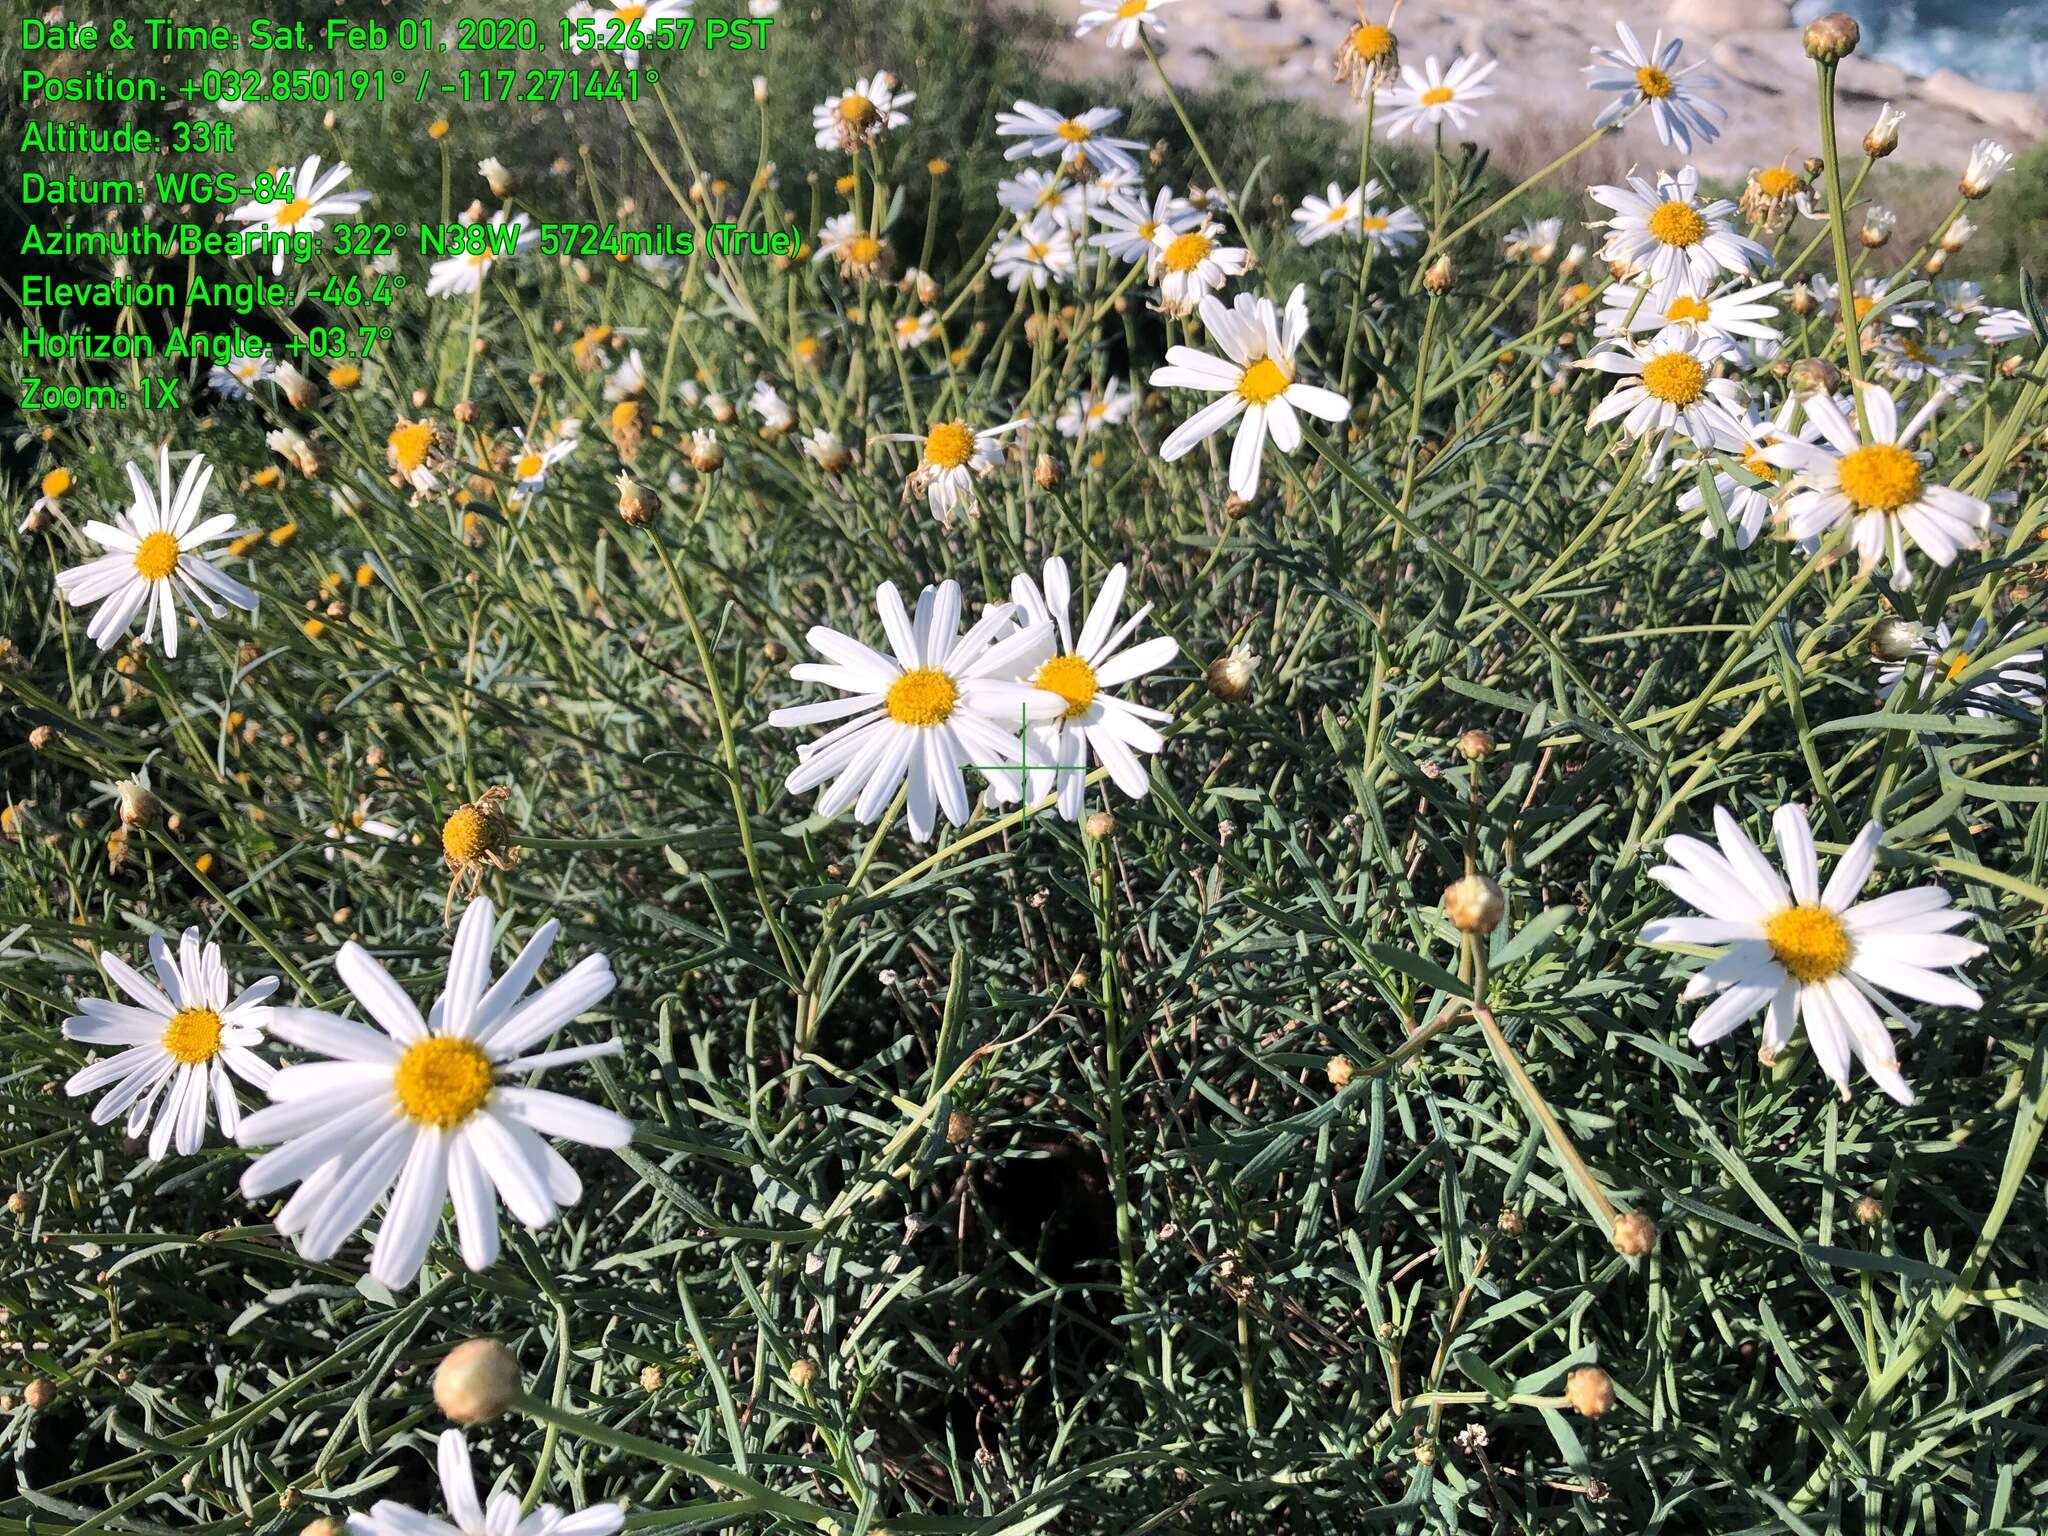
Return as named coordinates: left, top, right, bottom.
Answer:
left=1709, top=29, right=1809, bottom=97
left=1666, top=0, right=1788, bottom=33
left=1834, top=55, right=1916, bottom=103
left=1916, top=68, right=2047, bottom=137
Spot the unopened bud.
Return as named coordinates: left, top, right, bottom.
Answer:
left=1863, top=103, right=1902, bottom=159
left=1326, top=1055, right=1355, bottom=1089
left=1442, top=874, right=1505, bottom=935
left=946, top=1110, right=973, bottom=1147
left=1456, top=728, right=1495, bottom=761
left=789, top=1358, right=817, bottom=1390
left=1034, top=453, right=1062, bottom=489
left=1084, top=809, right=1115, bottom=839
left=1611, top=1210, right=1658, bottom=1257
left=616, top=474, right=657, bottom=528
left=1786, top=357, right=1838, bottom=396
left=478, top=157, right=515, bottom=197
left=1206, top=646, right=1259, bottom=702
left=1869, top=617, right=1923, bottom=662
left=1853, top=1193, right=1884, bottom=1226
left=1803, top=11, right=1859, bottom=62
left=116, top=780, right=161, bottom=829
left=433, top=1339, right=520, bottom=1425
left=23, top=1378, right=55, bottom=1412
left=1566, top=1367, right=1614, bottom=1418
left=1423, top=255, right=1453, bottom=294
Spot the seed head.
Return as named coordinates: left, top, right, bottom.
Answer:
left=1326, top=1054, right=1356, bottom=1089
left=433, top=1339, right=521, bottom=1425
left=1565, top=1366, right=1613, bottom=1418
left=116, top=779, right=161, bottom=829
left=1084, top=809, right=1116, bottom=839
left=639, top=1365, right=664, bottom=1393
left=1456, top=728, right=1496, bottom=761
left=1423, top=255, right=1454, bottom=295
left=946, top=1110, right=974, bottom=1147
left=788, top=1357, right=818, bottom=1390
left=1496, top=1207, right=1525, bottom=1237
left=1853, top=1193, right=1885, bottom=1226
left=23, top=1378, right=55, bottom=1411
left=616, top=474, right=657, bottom=528
left=1786, top=356, right=1839, bottom=396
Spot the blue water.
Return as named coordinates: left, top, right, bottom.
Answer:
left=1791, top=0, right=2048, bottom=95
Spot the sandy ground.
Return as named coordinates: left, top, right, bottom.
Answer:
left=1028, top=0, right=2043, bottom=182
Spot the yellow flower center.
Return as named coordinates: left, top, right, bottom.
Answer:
left=924, top=421, right=976, bottom=470
left=1027, top=242, right=1051, bottom=260
left=516, top=452, right=545, bottom=480
left=1665, top=295, right=1711, bottom=324
left=1326, top=204, right=1350, bottom=223
left=1056, top=119, right=1093, bottom=143
left=1741, top=442, right=1779, bottom=483
left=1900, top=337, right=1933, bottom=364
left=161, top=1006, right=224, bottom=1065
left=389, top=422, right=436, bottom=474
left=838, top=93, right=876, bottom=126
left=847, top=236, right=883, bottom=267
left=897, top=317, right=921, bottom=337
left=1118, top=0, right=1149, bottom=15
left=393, top=1037, right=495, bottom=1129
left=1160, top=230, right=1213, bottom=273
left=1034, top=654, right=1099, bottom=719
left=886, top=666, right=958, bottom=727
left=42, top=467, right=73, bottom=499
left=1647, top=200, right=1707, bottom=247
left=1350, top=22, right=1393, bottom=59
left=1835, top=443, right=1923, bottom=513
left=615, top=2, right=646, bottom=20
left=442, top=804, right=498, bottom=862
left=1757, top=166, right=1800, bottom=197
left=1360, top=214, right=1389, bottom=232
left=1945, top=650, right=1971, bottom=682
left=1765, top=904, right=1852, bottom=985
left=133, top=530, right=181, bottom=582
left=1639, top=353, right=1706, bottom=406
left=1635, top=66, right=1673, bottom=99
left=1420, top=85, right=1454, bottom=106
left=1237, top=357, right=1293, bottom=405
left=1852, top=295, right=1877, bottom=321
left=328, top=363, right=361, bottom=390
left=274, top=196, right=313, bottom=226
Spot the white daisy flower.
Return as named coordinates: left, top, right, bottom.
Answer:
left=750, top=380, right=796, bottom=435
left=63, top=929, right=278, bottom=1160
left=1642, top=803, right=1985, bottom=1105
left=1872, top=332, right=1982, bottom=389
left=813, top=72, right=914, bottom=153
left=1810, top=273, right=1925, bottom=332
left=425, top=212, right=532, bottom=299
left=1579, top=326, right=1749, bottom=466
left=1357, top=193, right=1426, bottom=255
left=1057, top=379, right=1134, bottom=439
left=1677, top=394, right=1819, bottom=549
left=768, top=579, right=1062, bottom=842
left=1504, top=217, right=1564, bottom=263
left=602, top=348, right=647, bottom=401
left=349, top=1430, right=623, bottom=1536
left=565, top=0, right=692, bottom=70
left=991, top=215, right=1076, bottom=291
left=1876, top=618, right=2044, bottom=721
left=1976, top=308, right=2035, bottom=346
left=1937, top=281, right=1987, bottom=323
left=209, top=355, right=274, bottom=400
left=1961, top=139, right=2013, bottom=198
left=892, top=309, right=940, bottom=350
left=995, top=101, right=1145, bottom=176
left=812, top=212, right=892, bottom=281
left=55, top=448, right=256, bottom=659
left=993, top=558, right=1179, bottom=820
left=1584, top=21, right=1723, bottom=153
left=1595, top=278, right=1784, bottom=360
left=1292, top=183, right=1363, bottom=246
left=508, top=428, right=577, bottom=496
left=1089, top=186, right=1198, bottom=264
left=1590, top=168, right=1766, bottom=294
left=323, top=807, right=405, bottom=863
left=997, top=168, right=1088, bottom=229
left=875, top=418, right=1031, bottom=524
left=1074, top=0, right=1179, bottom=49
left=803, top=428, right=855, bottom=474
left=22, top=464, right=75, bottom=532
left=1146, top=218, right=1248, bottom=318
left=1378, top=55, right=1498, bottom=139
left=1150, top=283, right=1352, bottom=501
left=1762, top=381, right=1989, bottom=590
left=236, top=897, right=630, bottom=1286
left=226, top=153, right=370, bottom=274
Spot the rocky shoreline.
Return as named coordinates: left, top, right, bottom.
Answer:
left=1033, top=0, right=2043, bottom=181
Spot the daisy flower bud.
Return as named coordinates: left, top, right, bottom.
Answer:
left=24, top=1378, right=54, bottom=1411
left=789, top=1357, right=818, bottom=1390
left=1802, top=12, right=1859, bottom=62
left=639, top=1365, right=664, bottom=1392
left=1854, top=1194, right=1884, bottom=1225
left=1961, top=139, right=2012, bottom=199
left=1084, top=809, right=1116, bottom=839
left=1941, top=214, right=1976, bottom=252
left=1786, top=357, right=1839, bottom=396
left=1611, top=1210, right=1658, bottom=1257
left=1864, top=102, right=1902, bottom=158
left=1326, top=1054, right=1355, bottom=1089
left=1423, top=255, right=1454, bottom=294
left=116, top=779, right=161, bottom=829
left=1442, top=874, right=1505, bottom=935
left=1566, top=1366, right=1614, bottom=1418
left=1859, top=207, right=1896, bottom=248
left=1869, top=617, right=1923, bottom=662
left=688, top=430, right=725, bottom=473
left=478, top=156, right=515, bottom=197
left=1206, top=646, right=1259, bottom=702
left=753, top=75, right=769, bottom=103
left=616, top=473, right=657, bottom=527
left=945, top=1111, right=973, bottom=1146
left=1456, top=728, right=1496, bottom=761
left=433, top=1339, right=520, bottom=1425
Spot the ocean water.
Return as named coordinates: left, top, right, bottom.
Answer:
left=1791, top=0, right=2048, bottom=96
